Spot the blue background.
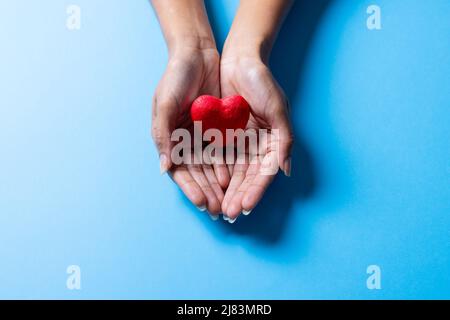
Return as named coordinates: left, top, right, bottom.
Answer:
left=0, top=0, right=449, bottom=299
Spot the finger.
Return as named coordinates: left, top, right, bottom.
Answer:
left=202, top=164, right=225, bottom=205
left=226, top=163, right=259, bottom=219
left=222, top=163, right=248, bottom=217
left=270, top=104, right=294, bottom=177
left=169, top=165, right=206, bottom=210
left=227, top=164, right=234, bottom=176
left=187, top=164, right=222, bottom=214
left=152, top=96, right=178, bottom=174
left=212, top=162, right=230, bottom=189
left=241, top=152, right=278, bottom=212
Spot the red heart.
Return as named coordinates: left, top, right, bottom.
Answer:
left=190, top=95, right=250, bottom=144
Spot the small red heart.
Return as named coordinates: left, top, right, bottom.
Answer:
left=190, top=95, right=250, bottom=144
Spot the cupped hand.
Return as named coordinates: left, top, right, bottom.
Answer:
left=220, top=55, right=294, bottom=220
left=152, top=45, right=230, bottom=215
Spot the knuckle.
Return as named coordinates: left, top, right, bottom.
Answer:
left=152, top=126, right=165, bottom=139
left=151, top=126, right=168, bottom=146
left=152, top=98, right=166, bottom=117
left=151, top=94, right=160, bottom=118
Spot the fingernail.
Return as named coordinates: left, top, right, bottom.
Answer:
left=242, top=209, right=252, bottom=216
left=283, top=157, right=292, bottom=177
left=196, top=205, right=207, bottom=212
left=208, top=213, right=219, bottom=221
left=160, top=154, right=169, bottom=174
left=222, top=214, right=229, bottom=221
left=228, top=217, right=237, bottom=224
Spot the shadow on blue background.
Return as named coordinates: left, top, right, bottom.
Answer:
left=204, top=1, right=332, bottom=244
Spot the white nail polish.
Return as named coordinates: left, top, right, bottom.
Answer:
left=242, top=209, right=252, bottom=216
left=160, top=154, right=169, bottom=174
left=223, top=214, right=229, bottom=221
left=228, top=218, right=237, bottom=224
left=196, top=205, right=207, bottom=212
left=208, top=214, right=219, bottom=221
left=283, top=157, right=292, bottom=177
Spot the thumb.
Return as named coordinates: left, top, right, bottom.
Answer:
left=151, top=96, right=178, bottom=174
left=270, top=103, right=294, bottom=177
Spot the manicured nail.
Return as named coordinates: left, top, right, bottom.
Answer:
left=242, top=209, right=252, bottom=216
left=160, top=154, right=169, bottom=174
left=196, top=205, right=207, bottom=212
left=228, top=218, right=237, bottom=224
left=222, top=214, right=229, bottom=221
left=208, top=213, right=219, bottom=221
left=283, top=157, right=292, bottom=177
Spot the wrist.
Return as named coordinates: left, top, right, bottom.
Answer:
left=168, top=35, right=217, bottom=58
left=221, top=0, right=293, bottom=64
left=152, top=0, right=216, bottom=57
left=222, top=35, right=271, bottom=64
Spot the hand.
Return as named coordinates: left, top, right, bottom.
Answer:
left=215, top=0, right=294, bottom=220
left=220, top=54, right=294, bottom=220
left=151, top=44, right=230, bottom=215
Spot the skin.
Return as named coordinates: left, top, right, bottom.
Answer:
left=151, top=0, right=294, bottom=219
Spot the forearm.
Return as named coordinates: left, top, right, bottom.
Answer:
left=223, top=0, right=293, bottom=62
left=151, top=0, right=216, bottom=56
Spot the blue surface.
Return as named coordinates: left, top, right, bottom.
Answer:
left=0, top=0, right=449, bottom=299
